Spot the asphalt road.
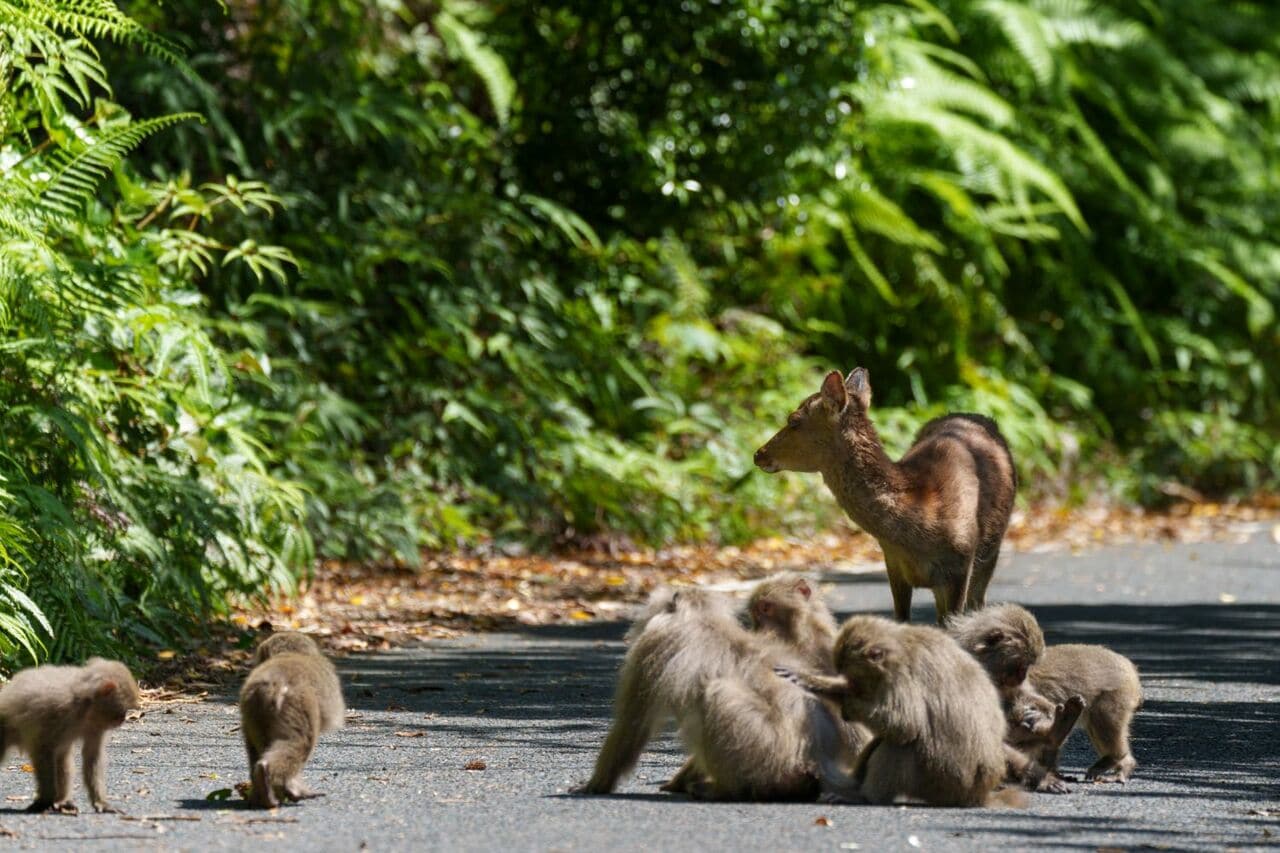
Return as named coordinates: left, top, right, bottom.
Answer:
left=1, top=528, right=1277, bottom=851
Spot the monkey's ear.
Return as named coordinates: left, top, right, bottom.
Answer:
left=984, top=629, right=1005, bottom=647
left=95, top=680, right=117, bottom=698
left=820, top=371, right=847, bottom=412
left=795, top=579, right=812, bottom=599
left=845, top=367, right=871, bottom=410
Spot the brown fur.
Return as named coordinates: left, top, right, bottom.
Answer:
left=1029, top=644, right=1142, bottom=781
left=947, top=603, right=1086, bottom=792
left=574, top=586, right=859, bottom=801
left=754, top=368, right=1016, bottom=623
left=787, top=616, right=1011, bottom=807
left=240, top=632, right=345, bottom=808
left=0, top=658, right=141, bottom=813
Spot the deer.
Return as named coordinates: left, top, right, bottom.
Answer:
left=753, top=368, right=1016, bottom=624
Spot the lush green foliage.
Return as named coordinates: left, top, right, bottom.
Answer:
left=2, top=0, right=1278, bottom=662
left=1, top=0, right=309, bottom=664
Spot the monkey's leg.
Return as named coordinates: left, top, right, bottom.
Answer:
left=251, top=736, right=314, bottom=809
left=82, top=731, right=119, bottom=813
left=659, top=757, right=702, bottom=794
left=1083, top=700, right=1136, bottom=782
left=886, top=561, right=912, bottom=623
left=857, top=741, right=923, bottom=805
left=696, top=678, right=814, bottom=802
left=26, top=742, right=60, bottom=813
left=572, top=666, right=660, bottom=795
left=283, top=775, right=323, bottom=801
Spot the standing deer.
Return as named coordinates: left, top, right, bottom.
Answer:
left=753, top=368, right=1016, bottom=623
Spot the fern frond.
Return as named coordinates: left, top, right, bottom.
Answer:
left=39, top=112, right=202, bottom=218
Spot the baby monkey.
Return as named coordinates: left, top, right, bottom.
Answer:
left=783, top=615, right=1014, bottom=807
left=240, top=632, right=345, bottom=808
left=0, top=658, right=141, bottom=814
left=746, top=573, right=838, bottom=674
left=947, top=603, right=1081, bottom=792
left=1030, top=644, right=1142, bottom=782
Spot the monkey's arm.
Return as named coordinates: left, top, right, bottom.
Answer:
left=773, top=666, right=849, bottom=701
left=1048, top=695, right=1085, bottom=747
left=658, top=757, right=702, bottom=794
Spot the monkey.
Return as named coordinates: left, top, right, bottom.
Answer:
left=239, top=631, right=345, bottom=808
left=746, top=573, right=838, bottom=674
left=0, top=658, right=141, bottom=814
left=946, top=603, right=1084, bottom=793
left=778, top=615, right=1017, bottom=807
left=573, top=585, right=860, bottom=801
left=1029, top=643, right=1142, bottom=782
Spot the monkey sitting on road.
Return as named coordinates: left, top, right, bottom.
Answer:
left=240, top=631, right=345, bottom=808
left=574, top=585, right=860, bottom=801
left=0, top=658, right=141, bottom=814
left=780, top=615, right=1017, bottom=807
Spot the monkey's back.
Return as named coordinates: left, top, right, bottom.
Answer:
left=1031, top=644, right=1142, bottom=708
left=240, top=652, right=345, bottom=753
left=866, top=626, right=1007, bottom=806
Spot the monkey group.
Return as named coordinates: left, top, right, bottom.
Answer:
left=576, top=574, right=1142, bottom=807
left=0, top=631, right=344, bottom=814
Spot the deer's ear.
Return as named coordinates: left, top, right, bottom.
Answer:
left=845, top=367, right=871, bottom=410
left=820, top=371, right=847, bottom=411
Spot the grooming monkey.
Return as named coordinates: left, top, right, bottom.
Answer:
left=780, top=615, right=1015, bottom=807
left=0, top=658, right=141, bottom=814
left=240, top=631, right=345, bottom=808
left=574, top=586, right=859, bottom=801
left=1030, top=644, right=1142, bottom=782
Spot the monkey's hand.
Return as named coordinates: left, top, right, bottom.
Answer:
left=92, top=800, right=124, bottom=814
left=773, top=666, right=849, bottom=700
left=1035, top=773, right=1071, bottom=795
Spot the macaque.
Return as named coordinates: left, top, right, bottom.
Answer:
left=574, top=586, right=859, bottom=801
left=781, top=615, right=1015, bottom=807
left=1029, top=644, right=1142, bottom=782
left=946, top=603, right=1083, bottom=793
left=0, top=658, right=141, bottom=814
left=746, top=573, right=838, bottom=674
left=240, top=632, right=345, bottom=808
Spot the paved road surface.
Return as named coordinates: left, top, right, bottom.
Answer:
left=1, top=529, right=1277, bottom=851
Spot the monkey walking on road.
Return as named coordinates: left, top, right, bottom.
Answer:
left=240, top=631, right=346, bottom=808
left=0, top=658, right=141, bottom=814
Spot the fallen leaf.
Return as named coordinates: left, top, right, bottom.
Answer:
left=206, top=788, right=233, bottom=802
left=19, top=764, right=32, bottom=774
left=394, top=731, right=427, bottom=738
left=156, top=650, right=176, bottom=661
left=349, top=595, right=366, bottom=606
left=1219, top=593, right=1238, bottom=604
left=464, top=760, right=487, bottom=771
left=814, top=816, right=833, bottom=827
left=569, top=610, right=593, bottom=621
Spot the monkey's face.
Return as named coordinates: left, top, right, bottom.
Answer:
left=831, top=624, right=900, bottom=719
left=973, top=627, right=1040, bottom=689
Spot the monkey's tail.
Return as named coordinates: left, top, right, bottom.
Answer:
left=985, top=786, right=1027, bottom=809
